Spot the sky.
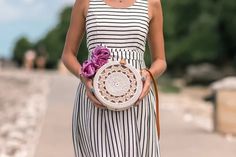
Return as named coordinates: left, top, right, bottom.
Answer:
left=0, top=0, right=75, bottom=59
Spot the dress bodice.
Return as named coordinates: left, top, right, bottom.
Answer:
left=85, top=0, right=150, bottom=62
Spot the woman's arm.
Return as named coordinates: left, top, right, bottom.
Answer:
left=147, top=0, right=167, bottom=78
left=61, top=0, right=87, bottom=78
left=61, top=0, right=106, bottom=108
left=135, top=0, right=167, bottom=105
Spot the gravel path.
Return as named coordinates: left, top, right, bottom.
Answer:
left=0, top=69, right=50, bottom=157
left=1, top=69, right=236, bottom=157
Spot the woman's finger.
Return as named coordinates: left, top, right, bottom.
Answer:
left=86, top=81, right=102, bottom=104
left=134, top=86, right=151, bottom=106
left=86, top=90, right=102, bottom=105
left=85, top=78, right=93, bottom=88
left=94, top=103, right=107, bottom=109
left=134, top=73, right=151, bottom=106
left=139, top=78, right=151, bottom=99
left=86, top=88, right=107, bottom=109
left=83, top=77, right=106, bottom=109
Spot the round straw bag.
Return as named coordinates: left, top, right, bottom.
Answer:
left=92, top=58, right=143, bottom=111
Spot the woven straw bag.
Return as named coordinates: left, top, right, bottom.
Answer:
left=92, top=58, right=161, bottom=140
left=93, top=58, right=143, bottom=111
left=80, top=44, right=160, bottom=140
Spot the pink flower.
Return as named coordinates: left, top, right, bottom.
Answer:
left=91, top=44, right=111, bottom=60
left=81, top=44, right=112, bottom=79
left=91, top=56, right=109, bottom=69
left=91, top=44, right=111, bottom=69
left=81, top=59, right=96, bottom=78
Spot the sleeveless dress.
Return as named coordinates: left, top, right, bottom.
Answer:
left=72, top=0, right=161, bottom=156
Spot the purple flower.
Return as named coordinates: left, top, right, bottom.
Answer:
left=81, top=59, right=96, bottom=78
left=91, top=56, right=109, bottom=69
left=91, top=44, right=111, bottom=60
left=81, top=44, right=112, bottom=79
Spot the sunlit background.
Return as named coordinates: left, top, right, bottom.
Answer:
left=0, top=0, right=236, bottom=157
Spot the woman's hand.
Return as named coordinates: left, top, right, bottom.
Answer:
left=80, top=75, right=107, bottom=109
left=134, top=69, right=152, bottom=106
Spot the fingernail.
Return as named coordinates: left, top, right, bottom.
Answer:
left=90, top=87, right=95, bottom=93
left=141, top=76, right=147, bottom=81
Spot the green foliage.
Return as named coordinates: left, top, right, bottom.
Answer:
left=162, top=0, right=236, bottom=71
left=77, top=34, right=89, bottom=64
left=12, top=36, right=32, bottom=66
left=11, top=1, right=236, bottom=71
left=36, top=6, right=89, bottom=68
left=144, top=42, right=152, bottom=68
left=217, top=1, right=236, bottom=63
left=40, top=6, right=72, bottom=68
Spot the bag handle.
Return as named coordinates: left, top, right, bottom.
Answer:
left=142, top=68, right=160, bottom=141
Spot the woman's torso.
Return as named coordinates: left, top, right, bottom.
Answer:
left=85, top=0, right=150, bottom=69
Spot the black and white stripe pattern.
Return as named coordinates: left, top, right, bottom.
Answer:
left=85, top=0, right=150, bottom=55
left=72, top=0, right=161, bottom=156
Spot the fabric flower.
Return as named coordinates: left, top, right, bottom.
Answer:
left=81, top=44, right=112, bottom=79
left=81, top=59, right=96, bottom=78
left=91, top=44, right=111, bottom=60
left=91, top=56, right=109, bottom=69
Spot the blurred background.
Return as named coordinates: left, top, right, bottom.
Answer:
left=0, top=0, right=236, bottom=157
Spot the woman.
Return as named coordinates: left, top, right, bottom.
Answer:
left=61, top=0, right=167, bottom=156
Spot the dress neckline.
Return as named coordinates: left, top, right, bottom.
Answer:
left=102, top=0, right=138, bottom=9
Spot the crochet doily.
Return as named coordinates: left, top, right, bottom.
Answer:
left=93, top=60, right=143, bottom=111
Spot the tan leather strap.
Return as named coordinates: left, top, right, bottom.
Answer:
left=143, top=68, right=160, bottom=141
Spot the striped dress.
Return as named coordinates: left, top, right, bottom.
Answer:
left=72, top=0, right=161, bottom=156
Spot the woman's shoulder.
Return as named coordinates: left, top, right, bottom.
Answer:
left=148, top=0, right=161, bottom=7
left=147, top=0, right=161, bottom=10
left=147, top=0, right=162, bottom=21
left=75, top=0, right=90, bottom=8
left=74, top=0, right=90, bottom=19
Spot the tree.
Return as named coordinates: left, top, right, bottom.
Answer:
left=162, top=0, right=236, bottom=72
left=33, top=6, right=89, bottom=68
left=12, top=1, right=236, bottom=71
left=12, top=36, right=32, bottom=66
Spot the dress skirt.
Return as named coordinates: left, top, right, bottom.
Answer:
left=72, top=62, right=161, bottom=157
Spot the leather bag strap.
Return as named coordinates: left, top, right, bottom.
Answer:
left=143, top=68, right=160, bottom=141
